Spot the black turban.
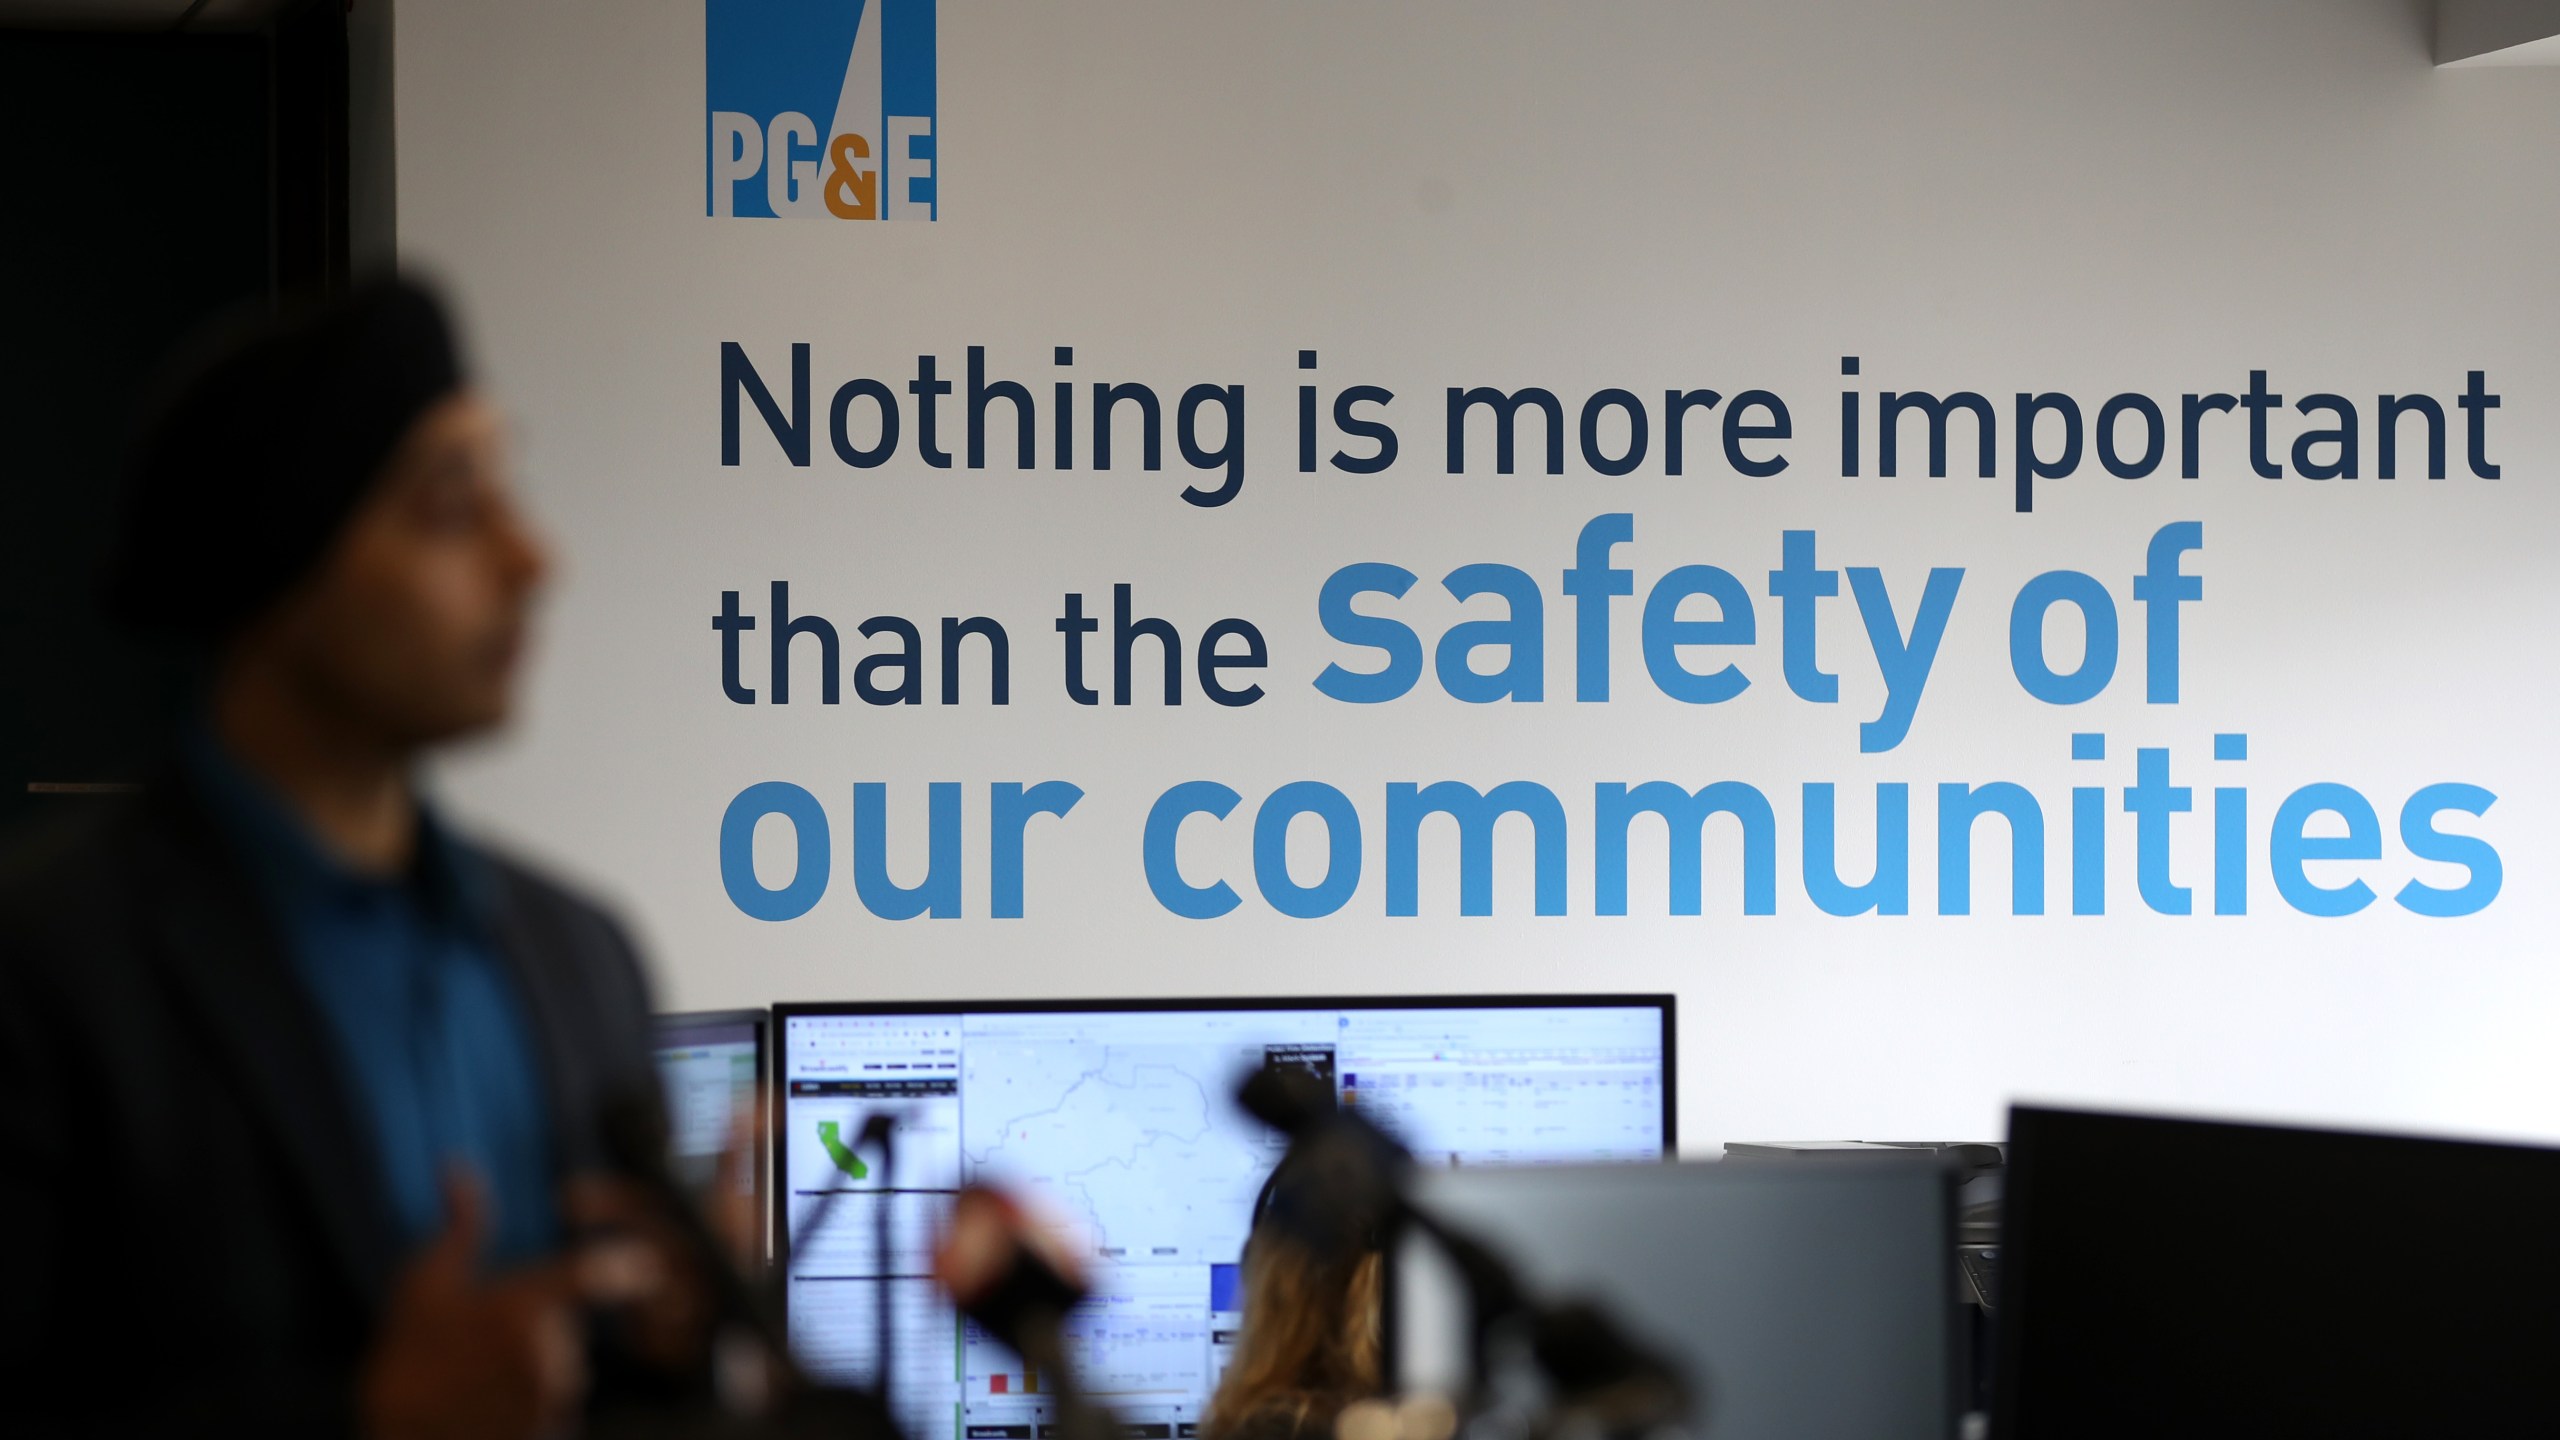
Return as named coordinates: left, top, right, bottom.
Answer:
left=107, top=276, right=466, bottom=643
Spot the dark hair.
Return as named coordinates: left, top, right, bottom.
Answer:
left=107, top=276, right=464, bottom=644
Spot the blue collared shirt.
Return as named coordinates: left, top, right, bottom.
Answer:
left=190, top=735, right=557, bottom=1266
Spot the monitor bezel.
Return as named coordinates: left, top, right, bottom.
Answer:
left=768, top=992, right=1677, bottom=1338
left=659, top=1006, right=772, bottom=1041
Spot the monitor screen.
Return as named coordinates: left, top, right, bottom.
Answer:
left=774, top=995, right=1673, bottom=1440
left=654, top=1009, right=766, bottom=1205
left=1995, top=1105, right=2560, bottom=1436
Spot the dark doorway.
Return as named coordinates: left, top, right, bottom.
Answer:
left=0, top=1, right=352, bottom=831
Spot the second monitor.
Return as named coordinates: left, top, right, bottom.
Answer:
left=773, top=994, right=1673, bottom=1440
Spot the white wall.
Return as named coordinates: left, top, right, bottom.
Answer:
left=397, top=0, right=2560, bottom=1153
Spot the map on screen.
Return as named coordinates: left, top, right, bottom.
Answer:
left=776, top=998, right=1670, bottom=1440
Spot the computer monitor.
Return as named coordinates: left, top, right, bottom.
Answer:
left=1391, top=1156, right=1958, bottom=1440
left=1994, top=1105, right=2560, bottom=1437
left=654, top=1008, right=768, bottom=1244
left=773, top=994, right=1673, bottom=1440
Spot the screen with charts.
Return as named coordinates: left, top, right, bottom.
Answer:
left=774, top=996, right=1673, bottom=1440
left=654, top=1010, right=765, bottom=1203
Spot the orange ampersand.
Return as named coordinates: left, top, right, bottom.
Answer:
left=824, top=133, right=877, bottom=219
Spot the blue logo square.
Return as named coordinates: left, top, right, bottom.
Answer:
left=706, top=0, right=937, bottom=221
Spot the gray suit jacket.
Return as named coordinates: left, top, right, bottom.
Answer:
left=0, top=769, right=662, bottom=1436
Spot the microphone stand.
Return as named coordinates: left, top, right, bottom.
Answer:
left=1007, top=1306, right=1116, bottom=1440
left=868, top=1119, right=897, bottom=1425
left=934, top=1185, right=1122, bottom=1440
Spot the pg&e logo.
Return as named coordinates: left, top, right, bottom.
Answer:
left=707, top=0, right=937, bottom=221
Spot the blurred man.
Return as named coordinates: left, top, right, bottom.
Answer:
left=0, top=279, right=694, bottom=1437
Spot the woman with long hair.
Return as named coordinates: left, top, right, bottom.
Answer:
left=1201, top=1160, right=1385, bottom=1440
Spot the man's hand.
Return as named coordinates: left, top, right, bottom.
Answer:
left=557, top=1090, right=768, bottom=1375
left=359, top=1173, right=588, bottom=1440
left=560, top=1175, right=709, bottom=1374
